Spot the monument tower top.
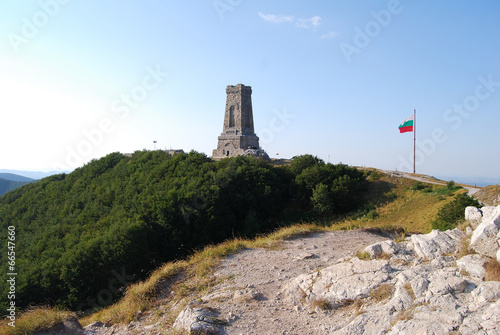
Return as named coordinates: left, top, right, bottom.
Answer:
left=212, top=84, right=265, bottom=160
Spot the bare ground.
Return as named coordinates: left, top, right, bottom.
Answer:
left=193, top=229, right=389, bottom=334
left=82, top=229, right=390, bottom=334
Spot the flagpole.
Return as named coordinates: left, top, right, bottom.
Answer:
left=413, top=109, right=416, bottom=174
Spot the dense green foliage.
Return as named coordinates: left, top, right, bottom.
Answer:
left=432, top=193, right=481, bottom=231
left=0, top=152, right=366, bottom=312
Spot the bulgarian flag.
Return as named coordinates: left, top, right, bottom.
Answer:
left=398, top=114, right=414, bottom=133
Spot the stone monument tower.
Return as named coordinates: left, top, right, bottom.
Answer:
left=212, top=84, right=261, bottom=160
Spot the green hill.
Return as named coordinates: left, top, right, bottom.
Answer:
left=0, top=151, right=367, bottom=312
left=0, top=178, right=33, bottom=197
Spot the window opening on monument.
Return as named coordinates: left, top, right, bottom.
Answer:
left=229, top=106, right=235, bottom=128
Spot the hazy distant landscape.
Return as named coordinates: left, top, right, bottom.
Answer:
left=0, top=173, right=34, bottom=197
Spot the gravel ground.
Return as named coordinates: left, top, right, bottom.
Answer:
left=200, top=229, right=390, bottom=334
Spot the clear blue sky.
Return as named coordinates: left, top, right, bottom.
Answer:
left=1, top=1, right=499, bottom=184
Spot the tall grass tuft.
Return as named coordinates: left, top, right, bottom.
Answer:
left=484, top=258, right=500, bottom=282
left=0, top=307, right=74, bottom=335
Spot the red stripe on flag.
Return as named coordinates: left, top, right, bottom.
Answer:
left=399, top=126, right=413, bottom=133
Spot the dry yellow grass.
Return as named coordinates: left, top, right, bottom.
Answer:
left=403, top=282, right=417, bottom=300
left=311, top=298, right=331, bottom=310
left=370, top=284, right=393, bottom=302
left=335, top=177, right=463, bottom=234
left=474, top=185, right=500, bottom=206
left=0, top=307, right=74, bottom=335
left=485, top=258, right=500, bottom=282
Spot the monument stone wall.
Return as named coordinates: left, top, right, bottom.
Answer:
left=212, top=84, right=261, bottom=160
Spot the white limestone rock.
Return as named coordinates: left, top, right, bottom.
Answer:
left=173, top=303, right=226, bottom=334
left=410, top=228, right=464, bottom=260
left=465, top=206, right=483, bottom=228
left=470, top=205, right=500, bottom=258
left=364, top=240, right=400, bottom=259
left=471, top=281, right=500, bottom=304
left=460, top=300, right=500, bottom=335
left=339, top=309, right=392, bottom=335
left=283, top=257, right=392, bottom=306
left=457, top=254, right=488, bottom=279
left=364, top=242, right=383, bottom=259
left=426, top=268, right=468, bottom=299
left=386, top=284, right=414, bottom=312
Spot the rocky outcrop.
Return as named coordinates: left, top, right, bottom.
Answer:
left=173, top=302, right=228, bottom=335
left=457, top=254, right=488, bottom=279
left=468, top=205, right=500, bottom=258
left=32, top=316, right=84, bottom=335
left=410, top=228, right=464, bottom=259
left=284, top=258, right=392, bottom=307
left=465, top=206, right=484, bottom=228
left=278, top=224, right=500, bottom=334
left=171, top=222, right=500, bottom=334
left=364, top=240, right=400, bottom=259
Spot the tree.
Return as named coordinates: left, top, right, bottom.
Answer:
left=432, top=193, right=481, bottom=231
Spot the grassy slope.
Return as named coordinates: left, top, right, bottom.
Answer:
left=474, top=185, right=500, bottom=206
left=0, top=171, right=462, bottom=334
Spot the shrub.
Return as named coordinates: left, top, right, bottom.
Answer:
left=432, top=193, right=480, bottom=231
left=410, top=181, right=426, bottom=191
left=366, top=209, right=379, bottom=220
left=367, top=169, right=381, bottom=182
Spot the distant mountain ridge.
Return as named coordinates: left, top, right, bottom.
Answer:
left=0, top=173, right=35, bottom=196
left=0, top=170, right=70, bottom=196
left=0, top=169, right=68, bottom=180
left=0, top=173, right=35, bottom=182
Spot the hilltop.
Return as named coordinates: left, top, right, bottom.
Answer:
left=0, top=151, right=367, bottom=313
left=3, top=164, right=498, bottom=334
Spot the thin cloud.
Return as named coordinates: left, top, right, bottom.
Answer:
left=321, top=30, right=339, bottom=39
left=258, top=12, right=321, bottom=30
left=258, top=12, right=295, bottom=24
left=296, top=16, right=321, bottom=29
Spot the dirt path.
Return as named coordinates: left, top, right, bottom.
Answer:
left=200, top=229, right=389, bottom=334
left=383, top=170, right=481, bottom=196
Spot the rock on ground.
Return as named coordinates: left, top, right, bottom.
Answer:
left=173, top=302, right=228, bottom=334
left=410, top=228, right=464, bottom=259
left=469, top=205, right=500, bottom=258
left=457, top=254, right=488, bottom=280
left=32, top=316, right=84, bottom=335
left=466, top=206, right=484, bottom=228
